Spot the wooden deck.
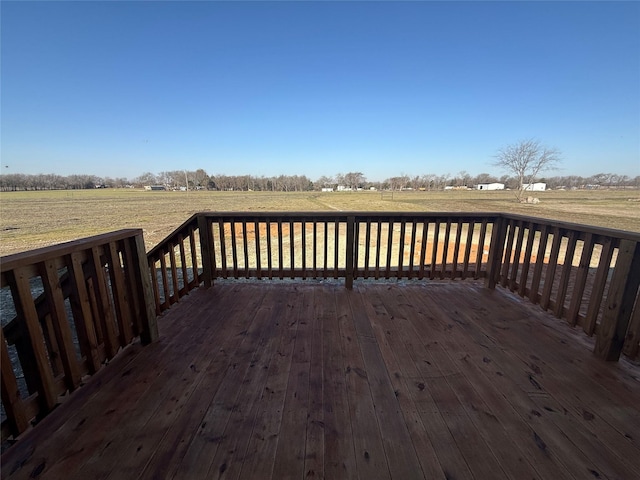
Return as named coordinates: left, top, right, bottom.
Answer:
left=2, top=280, right=639, bottom=480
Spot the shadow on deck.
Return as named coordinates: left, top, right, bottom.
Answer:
left=2, top=280, right=640, bottom=480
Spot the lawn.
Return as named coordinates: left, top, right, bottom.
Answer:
left=1, top=188, right=639, bottom=256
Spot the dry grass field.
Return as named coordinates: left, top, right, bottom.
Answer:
left=1, top=188, right=639, bottom=256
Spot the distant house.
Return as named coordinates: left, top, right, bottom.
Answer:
left=321, top=187, right=333, bottom=192
left=144, top=185, right=166, bottom=191
left=476, top=183, right=505, bottom=191
left=522, top=183, right=546, bottom=191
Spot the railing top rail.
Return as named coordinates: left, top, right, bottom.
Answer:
left=501, top=213, right=640, bottom=242
left=195, top=211, right=502, bottom=220
left=0, top=228, right=143, bottom=273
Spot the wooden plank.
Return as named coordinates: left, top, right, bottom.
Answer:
left=529, top=224, right=549, bottom=303
left=375, top=221, right=382, bottom=280
left=518, top=222, right=536, bottom=297
left=474, top=219, right=488, bottom=280
left=289, top=220, right=295, bottom=279
left=317, top=286, right=358, bottom=479
left=270, top=289, right=314, bottom=480
left=189, top=225, right=200, bottom=286
left=622, top=291, right=640, bottom=358
left=398, top=220, right=406, bottom=276
left=540, top=228, right=563, bottom=311
left=243, top=220, right=250, bottom=278
left=178, top=234, right=189, bottom=289
left=584, top=238, right=615, bottom=335
left=554, top=230, right=578, bottom=318
left=430, top=221, right=440, bottom=280
left=364, top=220, right=372, bottom=278
left=218, top=220, right=228, bottom=278
left=131, top=286, right=268, bottom=480
left=66, top=251, right=101, bottom=373
left=335, top=288, right=390, bottom=479
left=230, top=221, right=239, bottom=278
left=500, top=219, right=517, bottom=288
left=408, top=220, right=417, bottom=278
left=89, top=246, right=119, bottom=358
left=121, top=239, right=142, bottom=336
left=168, top=242, right=180, bottom=298
left=1, top=326, right=30, bottom=436
left=39, top=259, right=82, bottom=391
left=385, top=221, right=394, bottom=279
left=131, top=234, right=158, bottom=345
left=359, top=288, right=445, bottom=479
left=334, top=220, right=340, bottom=280
left=199, top=291, right=291, bottom=479
left=267, top=220, right=273, bottom=279
left=278, top=221, right=284, bottom=280
left=237, top=287, right=307, bottom=479
left=451, top=219, right=463, bottom=278
left=462, top=220, right=474, bottom=279
left=440, top=219, right=451, bottom=279
left=255, top=220, right=262, bottom=279
left=595, top=239, right=640, bottom=360
left=39, top=287, right=241, bottom=480
left=418, top=220, right=428, bottom=280
left=345, top=216, right=355, bottom=289
left=6, top=267, right=58, bottom=412
left=567, top=233, right=594, bottom=325
left=509, top=220, right=526, bottom=291
left=485, top=217, right=506, bottom=289
left=105, top=242, right=134, bottom=345
left=302, top=220, right=307, bottom=278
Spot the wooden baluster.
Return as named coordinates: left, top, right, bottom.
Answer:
left=584, top=238, right=615, bottom=335
left=419, top=220, right=428, bottom=280
left=255, top=221, right=262, bottom=279
left=105, top=242, right=133, bottom=345
left=529, top=224, right=549, bottom=303
left=474, top=220, right=488, bottom=280
left=554, top=230, right=578, bottom=318
left=441, top=219, right=451, bottom=280
left=398, top=220, right=406, bottom=278
left=595, top=239, right=640, bottom=360
left=540, top=228, right=563, bottom=311
left=6, top=267, right=57, bottom=412
left=567, top=233, right=594, bottom=325
left=451, top=219, right=462, bottom=279
left=39, top=260, right=82, bottom=391
left=509, top=221, right=526, bottom=291
left=67, top=252, right=101, bottom=373
left=518, top=222, right=536, bottom=297
left=430, top=221, right=440, bottom=280
left=408, top=220, right=417, bottom=279
left=1, top=326, right=30, bottom=436
left=89, top=247, right=118, bottom=358
left=462, top=220, right=475, bottom=279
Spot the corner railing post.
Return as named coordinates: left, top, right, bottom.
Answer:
left=594, top=239, right=640, bottom=361
left=132, top=233, right=158, bottom=344
left=345, top=215, right=355, bottom=290
left=485, top=215, right=507, bottom=289
left=198, top=214, right=214, bottom=288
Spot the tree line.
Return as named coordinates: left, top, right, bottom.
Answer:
left=1, top=169, right=638, bottom=192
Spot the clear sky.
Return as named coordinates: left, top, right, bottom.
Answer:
left=1, top=1, right=639, bottom=182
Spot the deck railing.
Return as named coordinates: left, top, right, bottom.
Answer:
left=488, top=214, right=640, bottom=361
left=146, top=212, right=498, bottom=310
left=1, top=230, right=157, bottom=445
left=147, top=212, right=640, bottom=363
left=2, top=213, right=638, bottom=447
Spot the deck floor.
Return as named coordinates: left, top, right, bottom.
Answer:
left=2, top=280, right=640, bottom=480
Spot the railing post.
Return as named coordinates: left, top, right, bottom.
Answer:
left=345, top=216, right=355, bottom=290
left=132, top=233, right=159, bottom=345
left=485, top=216, right=507, bottom=289
left=198, top=214, right=214, bottom=288
left=594, top=239, right=640, bottom=361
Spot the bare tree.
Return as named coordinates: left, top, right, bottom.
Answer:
left=493, top=139, right=560, bottom=201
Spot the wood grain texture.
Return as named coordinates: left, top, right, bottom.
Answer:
left=3, top=281, right=639, bottom=480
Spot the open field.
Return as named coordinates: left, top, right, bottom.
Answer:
left=1, top=189, right=639, bottom=256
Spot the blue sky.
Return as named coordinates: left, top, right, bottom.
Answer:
left=2, top=1, right=639, bottom=181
